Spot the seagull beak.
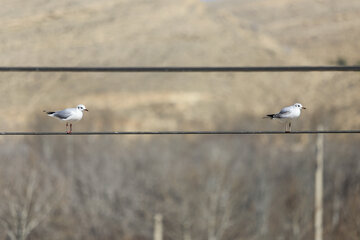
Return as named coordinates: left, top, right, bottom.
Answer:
left=302, top=107, right=306, bottom=109
left=84, top=109, right=89, bottom=112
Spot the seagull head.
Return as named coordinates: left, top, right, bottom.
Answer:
left=77, top=104, right=89, bottom=112
left=294, top=103, right=306, bottom=110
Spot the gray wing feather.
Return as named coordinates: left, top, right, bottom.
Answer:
left=52, top=109, right=73, bottom=119
left=279, top=106, right=291, bottom=115
left=266, top=106, right=292, bottom=119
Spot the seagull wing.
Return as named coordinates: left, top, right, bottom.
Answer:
left=52, top=108, right=74, bottom=120
left=276, top=106, right=293, bottom=118
left=279, top=106, right=291, bottom=114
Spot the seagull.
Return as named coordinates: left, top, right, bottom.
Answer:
left=44, top=104, right=88, bottom=134
left=265, top=103, right=306, bottom=132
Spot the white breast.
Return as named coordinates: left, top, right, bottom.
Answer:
left=66, top=110, right=83, bottom=122
left=288, top=108, right=301, bottom=118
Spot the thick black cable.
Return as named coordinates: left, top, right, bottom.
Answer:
left=0, top=66, right=360, bottom=72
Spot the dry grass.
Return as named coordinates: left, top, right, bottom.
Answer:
left=0, top=0, right=359, bottom=131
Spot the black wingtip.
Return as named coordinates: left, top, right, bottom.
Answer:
left=43, top=111, right=55, bottom=115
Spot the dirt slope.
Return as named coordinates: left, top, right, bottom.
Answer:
left=0, top=0, right=358, bottom=131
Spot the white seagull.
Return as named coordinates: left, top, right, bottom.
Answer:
left=265, top=103, right=306, bottom=132
left=44, top=104, right=89, bottom=134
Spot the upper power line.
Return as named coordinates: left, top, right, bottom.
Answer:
left=0, top=66, right=360, bottom=72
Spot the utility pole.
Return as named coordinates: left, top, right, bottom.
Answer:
left=154, top=213, right=163, bottom=240
left=183, top=221, right=191, bottom=240
left=315, top=125, right=324, bottom=240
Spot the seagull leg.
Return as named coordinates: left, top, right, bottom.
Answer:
left=66, top=123, right=69, bottom=134
left=285, top=121, right=290, bottom=133
left=70, top=123, right=72, bottom=134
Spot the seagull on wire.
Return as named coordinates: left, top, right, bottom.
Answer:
left=44, top=104, right=89, bottom=134
left=265, top=103, right=306, bottom=132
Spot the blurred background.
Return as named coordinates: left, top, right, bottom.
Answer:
left=0, top=0, right=360, bottom=239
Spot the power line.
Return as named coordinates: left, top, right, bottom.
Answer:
left=1, top=130, right=360, bottom=135
left=2, top=66, right=359, bottom=136
left=0, top=66, right=360, bottom=72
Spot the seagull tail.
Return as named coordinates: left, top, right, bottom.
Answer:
left=264, top=114, right=276, bottom=119
left=43, top=110, right=55, bottom=115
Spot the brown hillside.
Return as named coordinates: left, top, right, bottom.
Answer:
left=0, top=0, right=358, bottom=131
